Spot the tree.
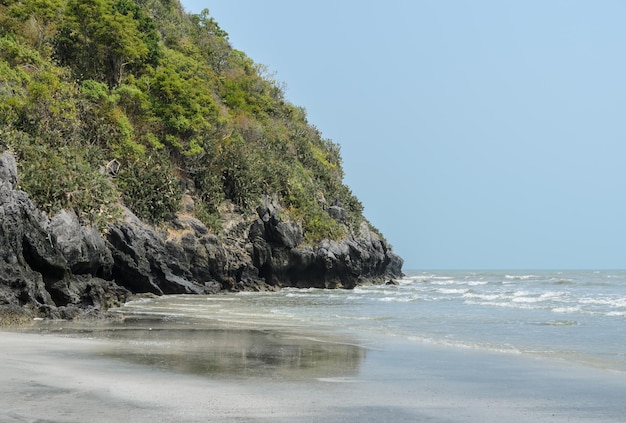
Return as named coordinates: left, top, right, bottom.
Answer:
left=3, top=0, right=64, bottom=49
left=55, top=0, right=151, bottom=87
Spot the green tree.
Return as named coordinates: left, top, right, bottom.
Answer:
left=55, top=0, right=151, bottom=87
left=3, top=0, right=64, bottom=50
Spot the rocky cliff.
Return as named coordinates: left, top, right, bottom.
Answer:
left=0, top=151, right=403, bottom=322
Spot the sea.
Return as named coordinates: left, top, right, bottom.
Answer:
left=116, top=269, right=626, bottom=373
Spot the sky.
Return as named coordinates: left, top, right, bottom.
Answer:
left=180, top=0, right=626, bottom=270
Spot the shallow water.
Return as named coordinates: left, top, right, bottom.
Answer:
left=100, top=270, right=626, bottom=372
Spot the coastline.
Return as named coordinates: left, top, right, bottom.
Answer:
left=2, top=320, right=626, bottom=422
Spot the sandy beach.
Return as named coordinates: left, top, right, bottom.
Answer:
left=1, top=320, right=625, bottom=423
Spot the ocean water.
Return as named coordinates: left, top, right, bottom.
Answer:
left=117, top=270, right=626, bottom=372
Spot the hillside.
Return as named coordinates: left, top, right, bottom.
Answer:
left=0, top=0, right=403, bottom=321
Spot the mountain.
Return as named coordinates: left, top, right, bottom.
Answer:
left=0, top=0, right=403, bottom=322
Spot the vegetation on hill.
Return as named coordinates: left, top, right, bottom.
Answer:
left=0, top=0, right=365, bottom=243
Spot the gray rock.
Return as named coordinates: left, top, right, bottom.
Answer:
left=327, top=205, right=347, bottom=222
left=269, top=221, right=303, bottom=249
left=0, top=152, right=18, bottom=190
left=48, top=210, right=113, bottom=277
left=0, top=152, right=132, bottom=319
left=1, top=150, right=404, bottom=320
left=107, top=208, right=224, bottom=295
left=245, top=195, right=403, bottom=289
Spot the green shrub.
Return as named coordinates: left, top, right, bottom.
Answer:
left=11, top=135, right=121, bottom=230
left=116, top=154, right=181, bottom=223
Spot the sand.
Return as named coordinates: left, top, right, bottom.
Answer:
left=1, top=322, right=625, bottom=423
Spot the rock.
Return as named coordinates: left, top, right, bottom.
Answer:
left=107, top=209, right=224, bottom=295
left=246, top=196, right=403, bottom=289
left=1, top=152, right=65, bottom=317
left=48, top=210, right=113, bottom=277
left=269, top=220, right=303, bottom=249
left=0, top=304, right=32, bottom=327
left=1, top=151, right=404, bottom=320
left=0, top=152, right=128, bottom=319
left=327, top=205, right=347, bottom=222
left=0, top=152, right=18, bottom=190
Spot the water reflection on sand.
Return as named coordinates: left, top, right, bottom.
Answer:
left=26, top=316, right=366, bottom=381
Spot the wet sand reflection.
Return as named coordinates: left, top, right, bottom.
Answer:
left=27, top=317, right=366, bottom=381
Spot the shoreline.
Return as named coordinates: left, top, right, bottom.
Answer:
left=2, top=319, right=626, bottom=422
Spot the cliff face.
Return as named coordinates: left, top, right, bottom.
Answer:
left=0, top=152, right=403, bottom=321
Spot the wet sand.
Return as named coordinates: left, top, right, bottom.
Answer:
left=1, top=320, right=626, bottom=422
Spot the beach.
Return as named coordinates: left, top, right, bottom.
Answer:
left=2, top=319, right=625, bottom=423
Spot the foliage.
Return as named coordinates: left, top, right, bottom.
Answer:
left=7, top=131, right=121, bottom=230
left=115, top=154, right=181, bottom=223
left=0, top=0, right=371, bottom=243
left=54, top=0, right=157, bottom=87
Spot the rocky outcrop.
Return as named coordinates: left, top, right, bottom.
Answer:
left=106, top=209, right=223, bottom=295
left=0, top=151, right=403, bottom=322
left=249, top=199, right=403, bottom=289
left=0, top=152, right=129, bottom=321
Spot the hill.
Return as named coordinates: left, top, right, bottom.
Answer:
left=0, top=0, right=403, bottom=321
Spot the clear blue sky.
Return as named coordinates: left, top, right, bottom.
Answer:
left=181, top=1, right=626, bottom=270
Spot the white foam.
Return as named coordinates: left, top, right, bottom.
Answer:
left=204, top=297, right=238, bottom=301
left=377, top=296, right=416, bottom=303
left=437, top=288, right=470, bottom=294
left=512, top=296, right=542, bottom=303
left=463, top=293, right=504, bottom=301
left=553, top=307, right=581, bottom=314
left=505, top=274, right=536, bottom=280
left=540, top=291, right=566, bottom=299
left=431, top=280, right=461, bottom=286
left=580, top=297, right=626, bottom=308
left=467, top=281, right=488, bottom=286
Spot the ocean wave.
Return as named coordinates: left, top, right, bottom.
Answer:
left=540, top=291, right=567, bottom=299
left=530, top=320, right=579, bottom=326
left=405, top=335, right=522, bottom=354
left=505, top=274, right=536, bottom=280
left=512, top=296, right=543, bottom=303
left=512, top=291, right=566, bottom=304
left=332, top=314, right=391, bottom=321
left=579, top=297, right=626, bottom=308
left=467, top=280, right=488, bottom=286
left=463, top=293, right=504, bottom=301
left=397, top=277, right=419, bottom=286
left=204, top=297, right=238, bottom=301
left=430, top=280, right=461, bottom=286
left=436, top=288, right=470, bottom=294
left=377, top=296, right=417, bottom=303
left=124, top=298, right=155, bottom=306
left=464, top=300, right=538, bottom=310
left=553, top=306, right=581, bottom=314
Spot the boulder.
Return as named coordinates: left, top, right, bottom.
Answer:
left=48, top=210, right=113, bottom=277
left=327, top=205, right=347, bottom=222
